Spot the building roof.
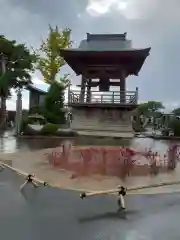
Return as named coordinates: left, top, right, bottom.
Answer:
left=26, top=85, right=47, bottom=94
left=60, top=33, right=151, bottom=76
left=60, top=49, right=150, bottom=76
left=78, top=32, right=132, bottom=51
left=61, top=32, right=150, bottom=53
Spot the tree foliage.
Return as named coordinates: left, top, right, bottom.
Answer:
left=169, top=118, right=180, bottom=136
left=0, top=35, right=36, bottom=127
left=36, top=25, right=72, bottom=85
left=41, top=123, right=58, bottom=135
left=0, top=35, right=36, bottom=97
left=172, top=107, right=180, bottom=116
left=44, top=82, right=66, bottom=124
left=136, top=101, right=164, bottom=116
left=28, top=82, right=66, bottom=125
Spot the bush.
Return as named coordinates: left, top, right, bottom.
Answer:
left=44, top=82, right=66, bottom=124
left=44, top=110, right=65, bottom=125
left=41, top=123, right=58, bottom=135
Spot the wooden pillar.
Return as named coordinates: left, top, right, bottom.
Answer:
left=15, top=90, right=22, bottom=136
left=86, top=79, right=91, bottom=103
left=120, top=70, right=126, bottom=103
left=80, top=75, right=86, bottom=102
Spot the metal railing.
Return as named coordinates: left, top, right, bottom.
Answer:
left=68, top=89, right=138, bottom=105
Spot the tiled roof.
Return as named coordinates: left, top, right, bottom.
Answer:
left=77, top=33, right=132, bottom=51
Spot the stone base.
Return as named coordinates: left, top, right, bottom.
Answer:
left=77, top=130, right=134, bottom=138
left=71, top=107, right=134, bottom=135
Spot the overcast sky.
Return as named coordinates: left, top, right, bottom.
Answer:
left=1, top=0, right=180, bottom=111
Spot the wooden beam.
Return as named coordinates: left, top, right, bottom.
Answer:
left=76, top=80, right=121, bottom=88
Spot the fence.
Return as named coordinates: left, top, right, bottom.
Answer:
left=69, top=90, right=138, bottom=105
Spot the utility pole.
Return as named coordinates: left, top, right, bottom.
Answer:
left=15, top=89, right=22, bottom=136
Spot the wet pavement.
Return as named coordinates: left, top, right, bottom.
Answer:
left=0, top=168, right=180, bottom=239
left=0, top=130, right=177, bottom=154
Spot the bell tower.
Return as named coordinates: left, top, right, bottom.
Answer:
left=60, top=33, right=151, bottom=137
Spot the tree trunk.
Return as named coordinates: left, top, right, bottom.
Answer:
left=0, top=96, right=7, bottom=130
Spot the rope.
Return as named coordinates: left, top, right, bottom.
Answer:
left=128, top=180, right=180, bottom=192
left=0, top=161, right=48, bottom=186
left=1, top=160, right=180, bottom=194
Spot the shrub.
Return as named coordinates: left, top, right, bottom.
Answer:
left=44, top=82, right=66, bottom=124
left=44, top=110, right=65, bottom=125
left=27, top=115, right=47, bottom=125
left=41, top=123, right=58, bottom=135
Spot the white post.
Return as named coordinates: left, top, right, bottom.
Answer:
left=15, top=89, right=22, bottom=136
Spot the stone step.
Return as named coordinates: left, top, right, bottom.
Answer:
left=71, top=121, right=131, bottom=125
left=72, top=125, right=132, bottom=130
left=75, top=119, right=131, bottom=124
left=74, top=128, right=133, bottom=132
left=71, top=123, right=132, bottom=132
left=77, top=130, right=134, bottom=138
left=72, top=121, right=131, bottom=127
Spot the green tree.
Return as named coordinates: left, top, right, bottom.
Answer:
left=0, top=35, right=36, bottom=128
left=169, top=118, right=180, bottom=136
left=34, top=25, right=73, bottom=125
left=172, top=107, right=180, bottom=116
left=36, top=25, right=72, bottom=85
left=44, top=82, right=66, bottom=124
left=137, top=101, right=164, bottom=116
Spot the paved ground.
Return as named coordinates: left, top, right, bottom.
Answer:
left=0, top=169, right=180, bottom=240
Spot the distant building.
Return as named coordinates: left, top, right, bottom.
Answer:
left=26, top=85, right=47, bottom=109
left=26, top=85, right=69, bottom=112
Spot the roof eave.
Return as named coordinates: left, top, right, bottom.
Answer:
left=26, top=85, right=47, bottom=94
left=60, top=47, right=151, bottom=76
left=60, top=47, right=151, bottom=56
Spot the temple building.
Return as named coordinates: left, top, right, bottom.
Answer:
left=60, top=33, right=151, bottom=136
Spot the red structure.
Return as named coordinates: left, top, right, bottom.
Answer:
left=47, top=144, right=180, bottom=178
left=60, top=33, right=151, bottom=134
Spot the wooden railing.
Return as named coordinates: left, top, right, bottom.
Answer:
left=68, top=89, right=138, bottom=105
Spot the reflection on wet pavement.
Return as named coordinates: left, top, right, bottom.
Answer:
left=0, top=130, right=178, bottom=154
